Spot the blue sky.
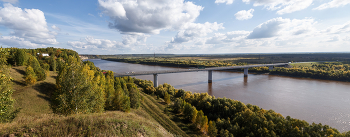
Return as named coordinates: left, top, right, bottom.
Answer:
left=0, top=0, right=349, bottom=54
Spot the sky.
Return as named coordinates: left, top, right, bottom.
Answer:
left=0, top=0, right=349, bottom=54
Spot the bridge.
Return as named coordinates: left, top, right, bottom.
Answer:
left=114, top=63, right=289, bottom=87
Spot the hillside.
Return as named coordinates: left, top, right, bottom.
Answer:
left=0, top=66, right=183, bottom=136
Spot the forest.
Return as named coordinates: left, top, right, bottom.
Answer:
left=134, top=78, right=350, bottom=137
left=2, top=47, right=350, bottom=136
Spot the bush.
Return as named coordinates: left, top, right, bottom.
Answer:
left=25, top=66, right=37, bottom=85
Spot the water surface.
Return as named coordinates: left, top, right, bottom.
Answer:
left=90, top=59, right=350, bottom=132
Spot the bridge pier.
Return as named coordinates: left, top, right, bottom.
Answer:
left=244, top=68, right=248, bottom=77
left=269, top=66, right=274, bottom=71
left=208, top=70, right=212, bottom=83
left=153, top=74, right=158, bottom=87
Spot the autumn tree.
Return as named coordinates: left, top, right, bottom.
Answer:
left=52, top=56, right=105, bottom=115
left=208, top=121, right=218, bottom=137
left=105, top=71, right=115, bottom=110
left=25, top=66, right=37, bottom=85
left=0, top=47, right=19, bottom=123
left=27, top=55, right=46, bottom=81
left=164, top=91, right=171, bottom=104
left=128, top=83, right=140, bottom=109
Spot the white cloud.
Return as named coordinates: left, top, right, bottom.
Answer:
left=0, top=3, right=58, bottom=45
left=322, top=21, right=350, bottom=34
left=206, top=31, right=250, bottom=44
left=98, top=0, right=203, bottom=34
left=242, top=0, right=313, bottom=15
left=313, top=0, right=350, bottom=10
left=171, top=22, right=224, bottom=43
left=51, top=25, right=61, bottom=31
left=326, top=35, right=340, bottom=42
left=68, top=36, right=122, bottom=49
left=234, top=9, right=254, bottom=20
left=0, top=36, right=43, bottom=48
left=68, top=34, right=149, bottom=50
left=0, top=0, right=18, bottom=4
left=215, top=0, right=234, bottom=5
left=247, top=17, right=316, bottom=39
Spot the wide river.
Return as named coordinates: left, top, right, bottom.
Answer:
left=89, top=59, right=350, bottom=132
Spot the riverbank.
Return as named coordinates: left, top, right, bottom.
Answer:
left=104, top=58, right=350, bottom=82
left=134, top=78, right=350, bottom=136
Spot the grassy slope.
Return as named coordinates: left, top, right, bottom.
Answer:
left=0, top=66, right=183, bottom=137
left=140, top=92, right=203, bottom=136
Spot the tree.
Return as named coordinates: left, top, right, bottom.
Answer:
left=129, top=85, right=140, bottom=109
left=208, top=121, right=218, bottom=137
left=52, top=56, right=104, bottom=115
left=27, top=55, right=46, bottom=81
left=25, top=66, right=37, bottom=85
left=15, top=49, right=27, bottom=66
left=0, top=47, right=19, bottom=123
left=122, top=96, right=131, bottom=112
left=105, top=71, right=115, bottom=110
left=164, top=91, right=171, bottom=104
left=49, top=55, right=56, bottom=72
left=191, top=107, right=198, bottom=124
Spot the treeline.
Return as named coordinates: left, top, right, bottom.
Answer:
left=134, top=78, right=350, bottom=137
left=104, top=58, right=247, bottom=68
left=51, top=57, right=141, bottom=115
left=0, top=48, right=18, bottom=123
left=269, top=62, right=350, bottom=81
left=2, top=47, right=80, bottom=85
left=106, top=57, right=350, bottom=81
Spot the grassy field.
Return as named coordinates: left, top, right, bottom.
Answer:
left=1, top=66, right=189, bottom=136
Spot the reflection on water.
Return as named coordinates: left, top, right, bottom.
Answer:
left=244, top=76, right=248, bottom=87
left=89, top=59, right=350, bottom=132
left=208, top=83, right=212, bottom=96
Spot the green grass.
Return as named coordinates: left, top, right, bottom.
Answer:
left=10, top=66, right=55, bottom=118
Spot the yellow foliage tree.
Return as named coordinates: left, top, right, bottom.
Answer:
left=25, top=66, right=36, bottom=85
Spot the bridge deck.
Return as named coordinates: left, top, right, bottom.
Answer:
left=114, top=63, right=288, bottom=77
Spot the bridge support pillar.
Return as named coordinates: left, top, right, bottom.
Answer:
left=153, top=74, right=158, bottom=87
left=244, top=68, right=248, bottom=77
left=208, top=70, right=212, bottom=83
left=269, top=66, right=274, bottom=71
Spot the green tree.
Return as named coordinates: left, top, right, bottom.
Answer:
left=27, top=55, right=46, bottom=81
left=0, top=47, right=19, bottom=123
left=122, top=96, right=131, bottom=112
left=191, top=107, right=198, bottom=124
left=52, top=56, right=104, bottom=115
left=129, top=85, right=140, bottom=109
left=49, top=55, right=56, bottom=72
left=15, top=49, right=27, bottom=66
left=105, top=71, right=115, bottom=110
left=208, top=121, right=218, bottom=137
left=164, top=91, right=171, bottom=104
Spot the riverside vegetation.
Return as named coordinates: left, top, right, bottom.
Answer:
left=2, top=47, right=350, bottom=136
left=104, top=57, right=350, bottom=82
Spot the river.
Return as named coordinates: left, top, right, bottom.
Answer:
left=89, top=59, right=350, bottom=132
